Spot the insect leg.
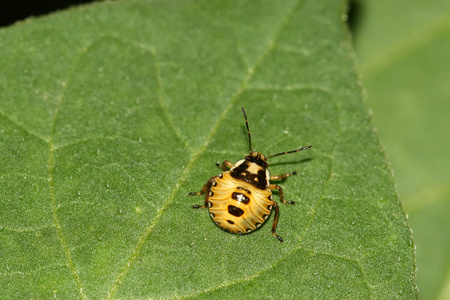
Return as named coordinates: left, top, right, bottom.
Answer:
left=215, top=160, right=233, bottom=171
left=188, top=177, right=216, bottom=209
left=270, top=171, right=297, bottom=181
left=269, top=184, right=295, bottom=204
left=271, top=202, right=283, bottom=242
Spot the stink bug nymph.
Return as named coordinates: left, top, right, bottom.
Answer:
left=188, top=107, right=311, bottom=242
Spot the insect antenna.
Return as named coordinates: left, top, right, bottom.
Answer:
left=267, top=145, right=312, bottom=159
left=241, top=107, right=252, bottom=153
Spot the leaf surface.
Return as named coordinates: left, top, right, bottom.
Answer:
left=0, top=0, right=416, bottom=298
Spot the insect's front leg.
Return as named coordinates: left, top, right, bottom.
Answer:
left=188, top=176, right=216, bottom=209
left=215, top=160, right=233, bottom=171
left=269, top=184, right=295, bottom=204
left=270, top=171, right=297, bottom=181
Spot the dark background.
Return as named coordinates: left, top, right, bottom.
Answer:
left=0, top=0, right=95, bottom=28
left=1, top=1, right=361, bottom=30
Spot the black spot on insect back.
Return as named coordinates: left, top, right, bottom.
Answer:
left=236, top=186, right=251, bottom=194
left=228, top=205, right=244, bottom=217
left=232, top=192, right=250, bottom=204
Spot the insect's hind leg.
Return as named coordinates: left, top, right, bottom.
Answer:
left=188, top=176, right=216, bottom=209
left=215, top=160, right=233, bottom=171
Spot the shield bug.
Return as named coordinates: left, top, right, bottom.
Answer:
left=188, top=107, right=311, bottom=242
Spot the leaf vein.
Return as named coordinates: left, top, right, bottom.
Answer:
left=46, top=37, right=101, bottom=300
left=175, top=245, right=365, bottom=299
left=0, top=109, right=48, bottom=143
left=110, top=33, right=194, bottom=153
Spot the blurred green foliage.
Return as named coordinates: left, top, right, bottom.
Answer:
left=352, top=0, right=450, bottom=299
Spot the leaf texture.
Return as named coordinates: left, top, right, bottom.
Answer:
left=0, top=0, right=417, bottom=298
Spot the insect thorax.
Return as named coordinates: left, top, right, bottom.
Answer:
left=230, top=158, right=270, bottom=190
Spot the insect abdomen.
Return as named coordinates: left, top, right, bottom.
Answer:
left=209, top=172, right=274, bottom=234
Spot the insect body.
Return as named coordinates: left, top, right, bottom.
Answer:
left=188, top=107, right=311, bottom=242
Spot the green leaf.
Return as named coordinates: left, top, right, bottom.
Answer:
left=353, top=1, right=450, bottom=299
left=0, top=0, right=417, bottom=298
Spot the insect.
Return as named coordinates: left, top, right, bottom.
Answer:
left=188, top=107, right=311, bottom=242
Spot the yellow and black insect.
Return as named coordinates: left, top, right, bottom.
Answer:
left=188, top=107, right=311, bottom=242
